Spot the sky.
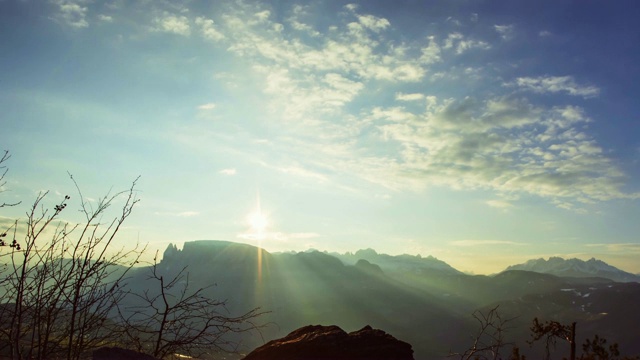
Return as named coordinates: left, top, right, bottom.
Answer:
left=1, top=0, right=640, bottom=274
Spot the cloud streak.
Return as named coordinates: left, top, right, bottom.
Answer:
left=450, top=240, right=524, bottom=247
left=219, top=168, right=237, bottom=176
left=507, top=76, right=600, bottom=98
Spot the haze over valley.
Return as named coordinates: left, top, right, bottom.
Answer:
left=143, top=240, right=640, bottom=359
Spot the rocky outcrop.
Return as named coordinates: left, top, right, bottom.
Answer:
left=242, top=324, right=414, bottom=360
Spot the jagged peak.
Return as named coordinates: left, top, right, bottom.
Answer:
left=162, top=242, right=180, bottom=261
left=355, top=248, right=378, bottom=257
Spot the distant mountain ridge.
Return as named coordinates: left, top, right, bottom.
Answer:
left=148, top=240, right=640, bottom=359
left=331, top=248, right=462, bottom=275
left=505, top=256, right=640, bottom=283
left=163, top=242, right=638, bottom=283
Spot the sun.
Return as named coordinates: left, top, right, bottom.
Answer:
left=248, top=211, right=268, bottom=232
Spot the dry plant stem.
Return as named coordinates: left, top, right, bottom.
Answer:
left=0, top=173, right=143, bottom=360
left=449, top=305, right=518, bottom=360
left=116, top=253, right=268, bottom=359
left=0, top=151, right=20, bottom=209
left=528, top=318, right=576, bottom=360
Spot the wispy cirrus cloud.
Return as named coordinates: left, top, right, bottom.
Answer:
left=443, top=32, right=491, bottom=54
left=395, top=93, right=425, bottom=102
left=450, top=240, right=524, bottom=247
left=287, top=5, right=320, bottom=37
left=198, top=103, right=216, bottom=111
left=506, top=75, right=600, bottom=98
left=185, top=3, right=631, bottom=207
left=64, top=1, right=634, bottom=210
left=494, top=24, right=515, bottom=40
left=97, top=14, right=113, bottom=23
left=220, top=5, right=427, bottom=84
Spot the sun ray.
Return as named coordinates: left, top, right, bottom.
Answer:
left=247, top=191, right=269, bottom=288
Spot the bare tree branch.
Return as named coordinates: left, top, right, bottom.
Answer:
left=116, top=253, right=268, bottom=359
left=0, top=175, right=143, bottom=360
left=449, top=306, right=519, bottom=360
left=0, top=150, right=21, bottom=209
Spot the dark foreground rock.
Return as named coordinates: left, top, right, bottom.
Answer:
left=93, top=346, right=160, bottom=360
left=242, top=324, right=414, bottom=360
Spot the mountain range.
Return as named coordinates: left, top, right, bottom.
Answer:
left=124, top=240, right=640, bottom=360
left=505, top=256, right=640, bottom=282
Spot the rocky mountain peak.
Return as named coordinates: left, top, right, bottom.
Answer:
left=506, top=257, right=639, bottom=283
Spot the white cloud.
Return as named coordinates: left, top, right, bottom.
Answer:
left=195, top=17, right=224, bottom=41
left=50, top=0, right=89, bottom=28
left=443, top=32, right=491, bottom=54
left=97, top=14, right=113, bottom=22
left=420, top=36, right=441, bottom=64
left=287, top=4, right=321, bottom=37
left=539, top=30, right=552, bottom=37
left=289, top=20, right=319, bottom=36
left=445, top=16, right=462, bottom=26
left=323, top=73, right=364, bottom=100
left=154, top=13, right=190, bottom=36
left=254, top=66, right=364, bottom=124
left=221, top=5, right=429, bottom=83
left=494, top=24, right=514, bottom=40
left=443, top=32, right=462, bottom=49
left=507, top=76, right=600, bottom=98
left=344, top=4, right=358, bottom=12
left=372, top=95, right=630, bottom=203
left=253, top=10, right=271, bottom=23
left=197, top=103, right=216, bottom=110
left=177, top=211, right=199, bottom=217
left=156, top=2, right=632, bottom=208
left=395, top=93, right=424, bottom=102
left=276, top=165, right=328, bottom=183
left=356, top=14, right=390, bottom=32
left=219, top=168, right=237, bottom=176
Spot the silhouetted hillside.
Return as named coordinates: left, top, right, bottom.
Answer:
left=121, top=241, right=640, bottom=359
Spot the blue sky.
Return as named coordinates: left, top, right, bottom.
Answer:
left=1, top=0, right=639, bottom=274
